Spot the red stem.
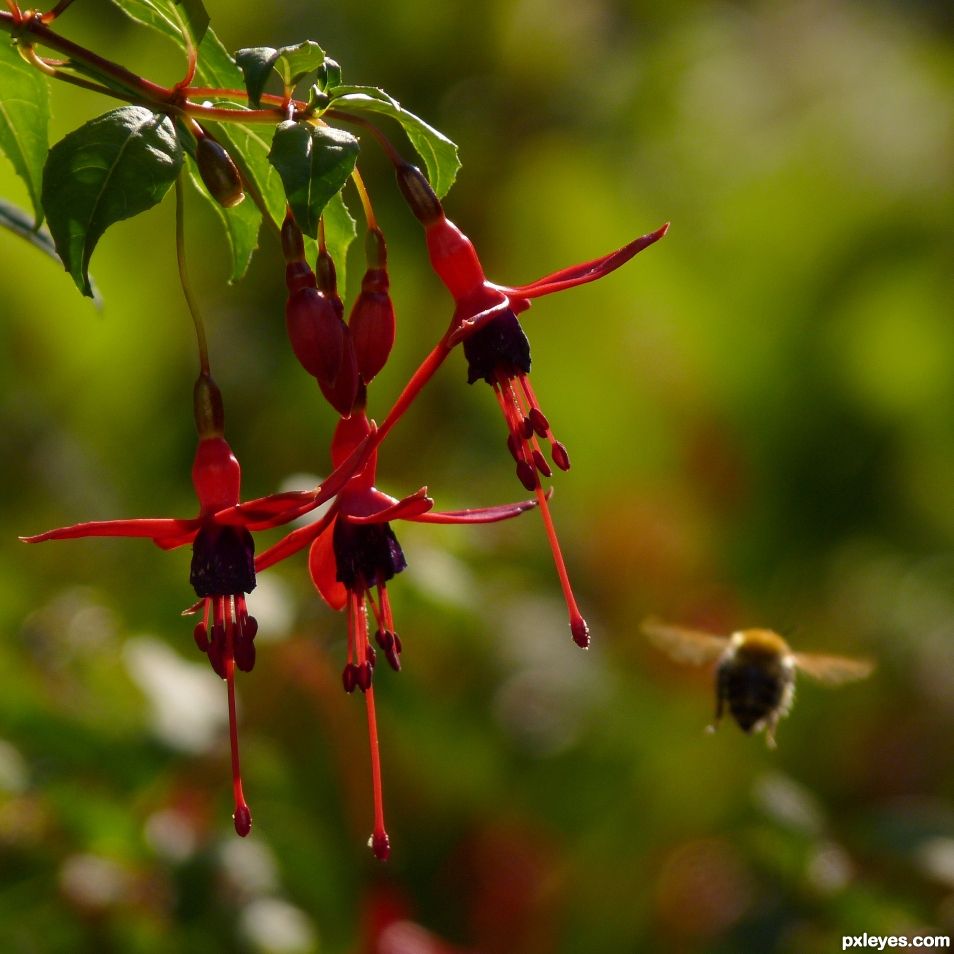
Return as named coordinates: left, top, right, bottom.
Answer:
left=0, top=11, right=171, bottom=100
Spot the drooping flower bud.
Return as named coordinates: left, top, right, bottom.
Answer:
left=195, top=136, right=245, bottom=209
left=281, top=211, right=306, bottom=262
left=394, top=162, right=443, bottom=226
left=285, top=286, right=346, bottom=384
left=349, top=228, right=395, bottom=383
left=318, top=331, right=360, bottom=417
left=312, top=246, right=359, bottom=416
left=193, top=372, right=225, bottom=438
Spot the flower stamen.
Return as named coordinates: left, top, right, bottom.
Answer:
left=224, top=602, right=252, bottom=837
left=350, top=591, right=389, bottom=859
left=534, top=485, right=590, bottom=649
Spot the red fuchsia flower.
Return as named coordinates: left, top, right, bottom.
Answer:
left=20, top=374, right=368, bottom=837
left=384, top=162, right=668, bottom=648
left=256, top=395, right=543, bottom=860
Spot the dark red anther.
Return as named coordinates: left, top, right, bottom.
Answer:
left=533, top=449, right=552, bottom=478
left=285, top=287, right=346, bottom=386
left=371, top=830, right=391, bottom=861
left=195, top=136, right=244, bottom=209
left=241, top=616, right=258, bottom=641
left=383, top=631, right=403, bottom=671
left=551, top=441, right=571, bottom=471
left=193, top=622, right=209, bottom=652
left=342, top=663, right=358, bottom=694
left=375, top=629, right=394, bottom=651
left=356, top=661, right=373, bottom=692
left=233, top=804, right=252, bottom=837
left=529, top=407, right=550, bottom=436
left=521, top=416, right=534, bottom=440
left=506, top=433, right=523, bottom=462
left=208, top=624, right=227, bottom=679
left=517, top=460, right=538, bottom=492
left=234, top=633, right=256, bottom=672
left=394, top=162, right=443, bottom=226
left=571, top=616, right=590, bottom=649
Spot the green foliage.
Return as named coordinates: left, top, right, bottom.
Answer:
left=236, top=41, right=326, bottom=105
left=234, top=46, right=280, bottom=107
left=274, top=41, right=326, bottom=91
left=267, top=121, right=359, bottom=240
left=0, top=38, right=50, bottom=225
left=0, top=5, right=455, bottom=294
left=330, top=85, right=460, bottom=197
left=41, top=106, right=182, bottom=296
left=107, top=0, right=209, bottom=49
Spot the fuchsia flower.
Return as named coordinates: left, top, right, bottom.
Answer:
left=20, top=374, right=365, bottom=837
left=256, top=396, right=543, bottom=860
left=389, top=163, right=668, bottom=647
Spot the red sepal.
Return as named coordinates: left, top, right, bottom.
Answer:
left=308, top=521, right=348, bottom=611
left=500, top=224, right=669, bottom=299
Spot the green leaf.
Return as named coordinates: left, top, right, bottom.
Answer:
left=203, top=113, right=285, bottom=228
left=267, top=121, right=358, bottom=240
left=0, top=199, right=102, bottom=302
left=329, top=86, right=459, bottom=197
left=0, top=39, right=51, bottom=225
left=177, top=116, right=261, bottom=284
left=235, top=47, right=279, bottom=108
left=194, top=28, right=244, bottom=88
left=235, top=42, right=326, bottom=106
left=274, top=41, right=325, bottom=90
left=186, top=158, right=260, bottom=283
left=176, top=0, right=209, bottom=45
left=107, top=0, right=209, bottom=47
left=42, top=106, right=183, bottom=297
left=320, top=191, right=357, bottom=292
left=194, top=35, right=287, bottom=230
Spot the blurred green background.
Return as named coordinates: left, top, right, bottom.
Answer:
left=2, top=1, right=954, bottom=951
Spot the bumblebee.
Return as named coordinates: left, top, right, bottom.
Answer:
left=642, top=618, right=874, bottom=747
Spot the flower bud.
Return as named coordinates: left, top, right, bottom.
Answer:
left=193, top=373, right=225, bottom=438
left=318, top=329, right=360, bottom=417
left=281, top=212, right=305, bottom=263
left=195, top=136, right=244, bottom=208
left=285, top=261, right=315, bottom=294
left=285, top=287, right=346, bottom=385
left=394, top=162, right=443, bottom=225
left=350, top=280, right=394, bottom=384
left=349, top=230, right=394, bottom=383
left=316, top=247, right=338, bottom=295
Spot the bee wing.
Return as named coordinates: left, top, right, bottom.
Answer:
left=641, top=617, right=730, bottom=666
left=793, top=651, right=875, bottom=685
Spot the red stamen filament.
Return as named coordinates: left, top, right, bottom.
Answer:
left=534, top=486, right=590, bottom=648
left=366, top=587, right=384, bottom=630
left=517, top=375, right=568, bottom=469
left=223, top=596, right=252, bottom=835
left=351, top=592, right=389, bottom=859
left=379, top=586, right=396, bottom=634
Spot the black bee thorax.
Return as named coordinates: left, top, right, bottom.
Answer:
left=717, top=655, right=794, bottom=732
